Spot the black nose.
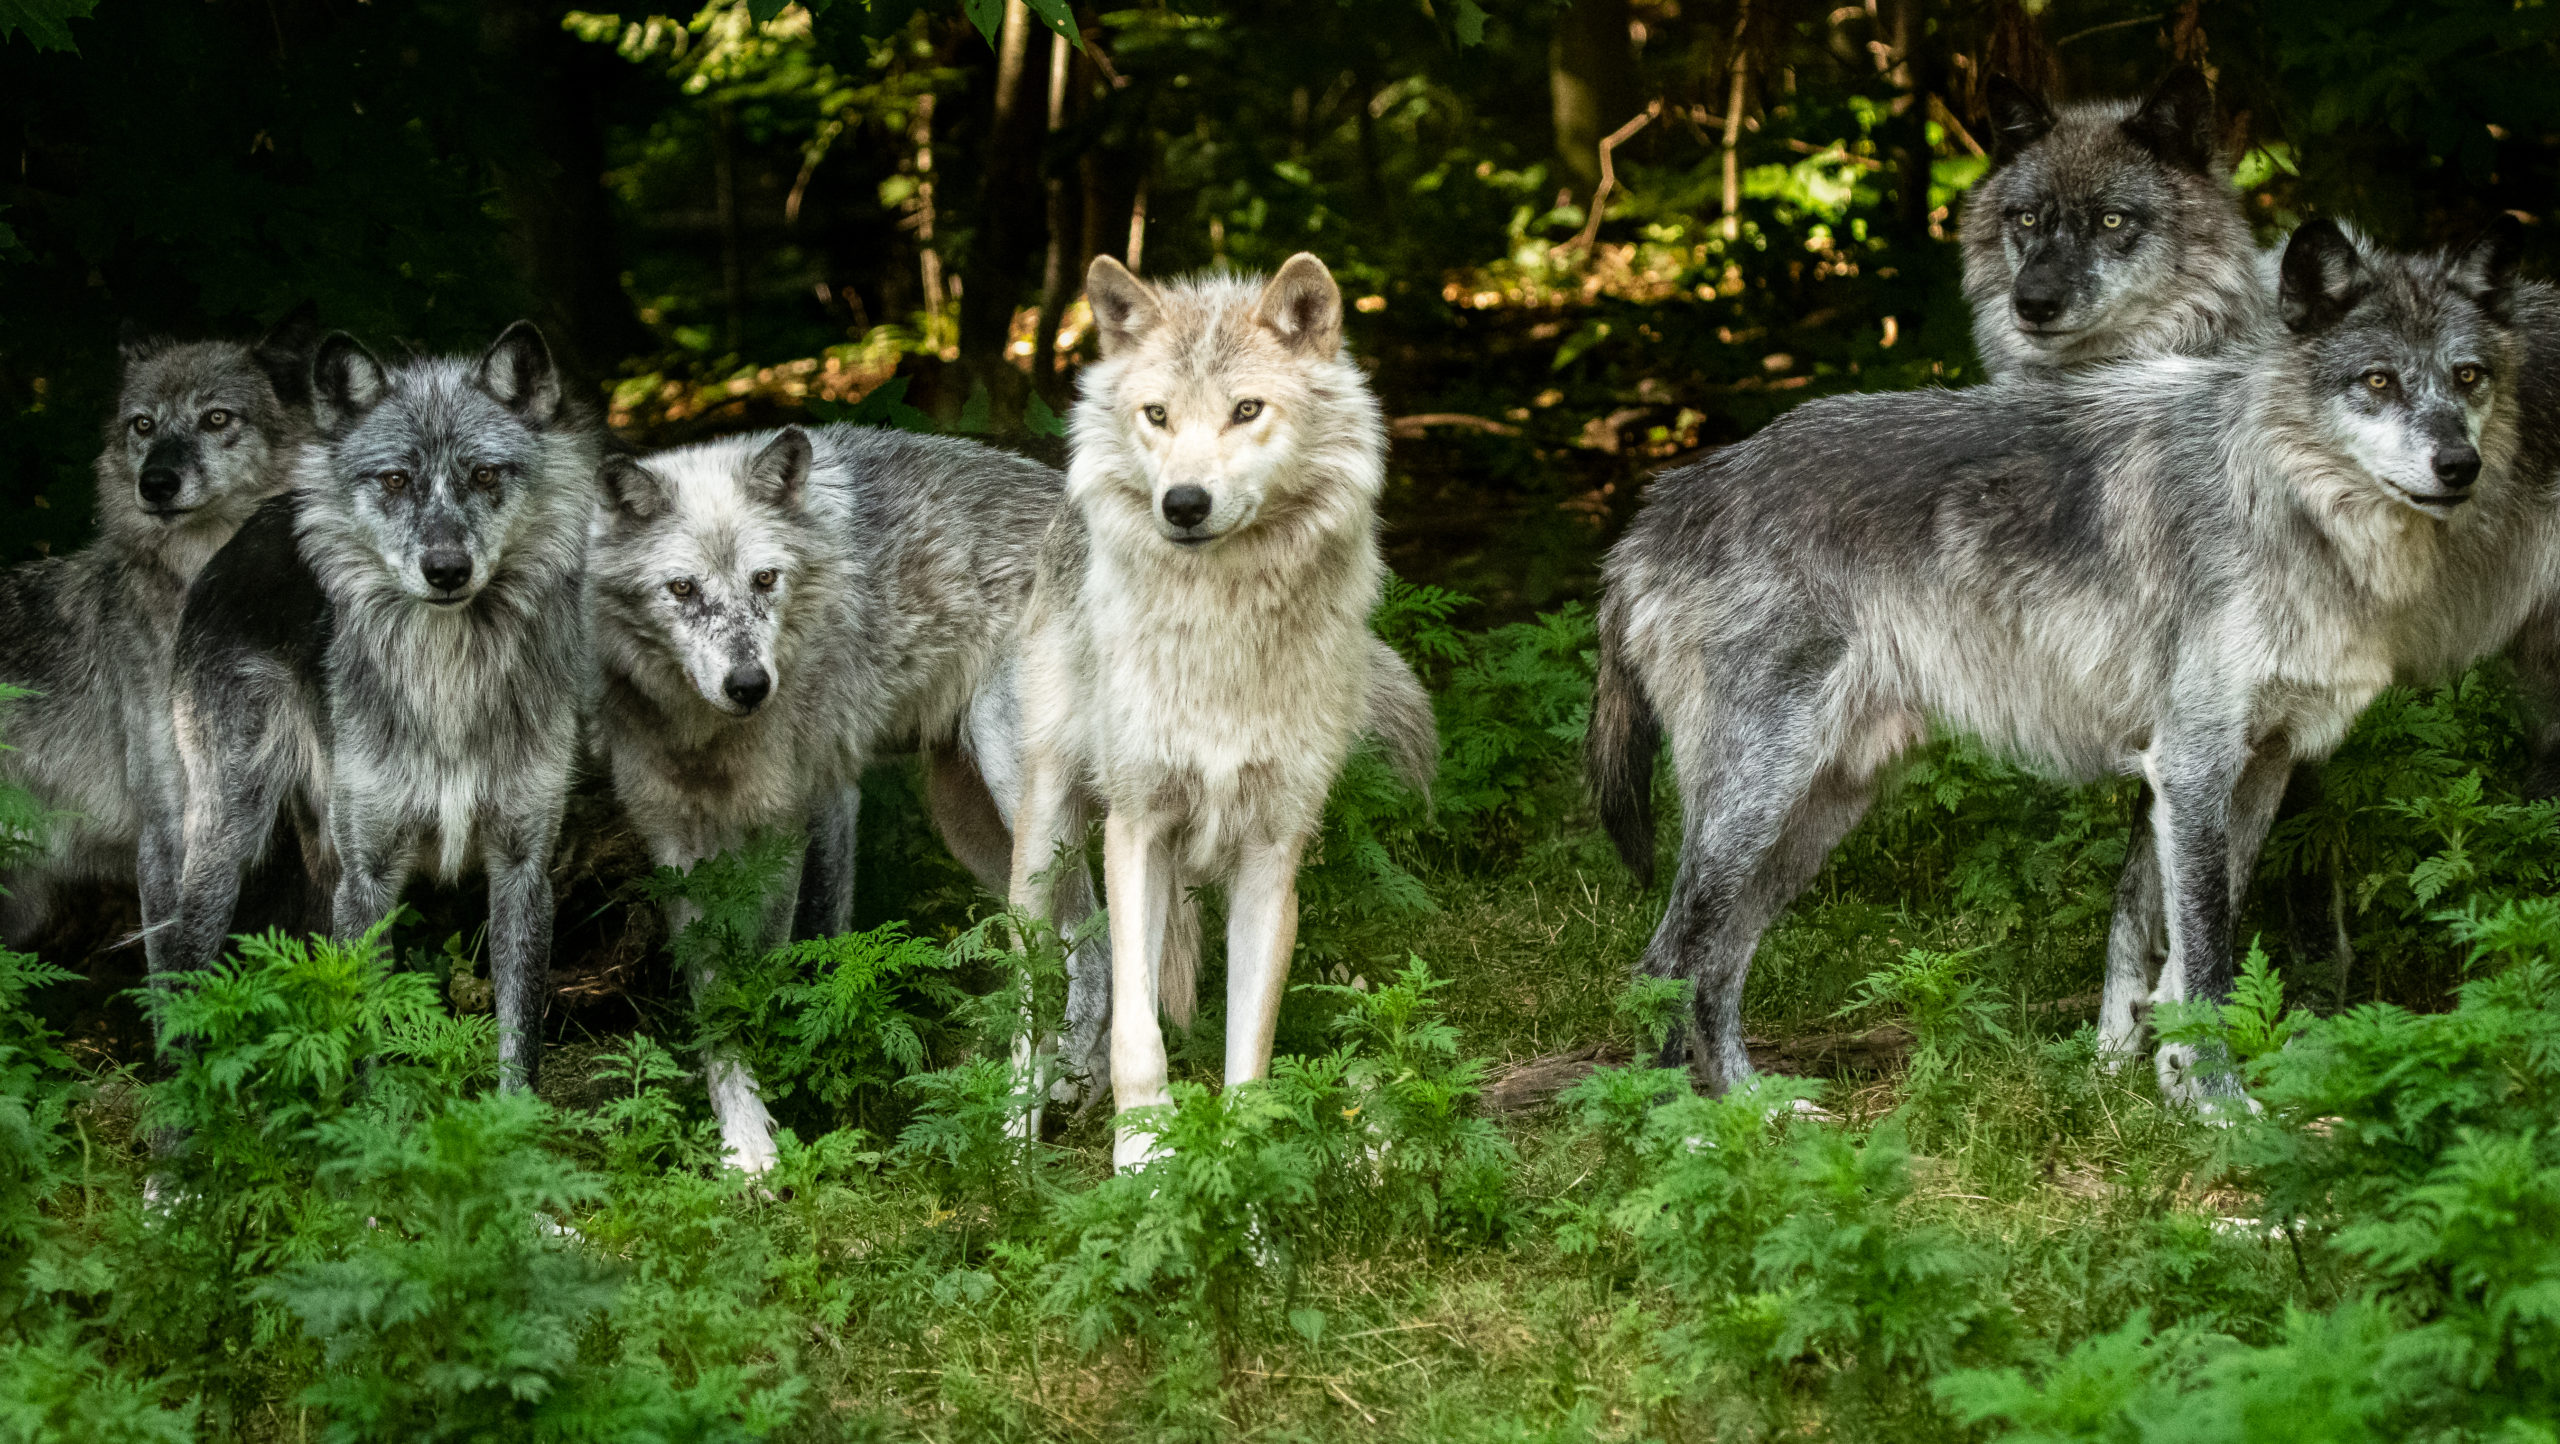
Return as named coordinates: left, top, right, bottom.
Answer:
left=1162, top=485, right=1213, bottom=529
left=138, top=468, right=182, bottom=506
left=723, top=664, right=771, bottom=711
left=2012, top=290, right=2065, bottom=325
left=2432, top=444, right=2481, bottom=491
left=420, top=549, right=473, bottom=594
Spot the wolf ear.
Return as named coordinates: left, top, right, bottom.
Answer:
left=1984, top=76, right=2055, bottom=158
left=745, top=427, right=813, bottom=512
left=1254, top=252, right=1343, bottom=357
left=252, top=300, right=323, bottom=409
left=1086, top=255, right=1159, bottom=357
left=2449, top=213, right=2525, bottom=326
left=475, top=320, right=564, bottom=425
left=2121, top=65, right=2219, bottom=177
left=2279, top=220, right=2369, bottom=334
left=117, top=319, right=173, bottom=367
left=600, top=454, right=670, bottom=524
left=310, top=332, right=390, bottom=430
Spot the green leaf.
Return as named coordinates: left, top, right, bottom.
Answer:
left=1022, top=0, right=1082, bottom=46
left=747, top=0, right=791, bottom=23
left=807, top=375, right=935, bottom=432
left=0, top=0, right=95, bottom=52
left=1024, top=391, right=1067, bottom=438
left=961, top=0, right=1005, bottom=45
left=1450, top=0, right=1488, bottom=45
left=958, top=378, right=993, bottom=435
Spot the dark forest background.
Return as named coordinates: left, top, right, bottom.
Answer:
left=7, top=0, right=2559, bottom=618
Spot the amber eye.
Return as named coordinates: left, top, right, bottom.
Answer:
left=1142, top=404, right=1168, bottom=427
left=1230, top=399, right=1264, bottom=425
left=2015, top=212, right=2037, bottom=228
left=381, top=470, right=410, bottom=493
left=752, top=568, right=778, bottom=591
left=2101, top=211, right=2125, bottom=229
left=132, top=416, right=155, bottom=436
left=2365, top=371, right=2395, bottom=392
left=202, top=409, right=231, bottom=429
left=471, top=464, right=500, bottom=491
left=2455, top=364, right=2485, bottom=388
left=668, top=579, right=695, bottom=599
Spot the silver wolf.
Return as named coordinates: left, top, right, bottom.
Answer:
left=1589, top=219, right=2530, bottom=1103
left=591, top=422, right=1094, bottom=1172
left=1008, top=252, right=1432, bottom=1168
left=1960, top=65, right=2263, bottom=381
left=164, top=322, right=597, bottom=1090
left=0, top=315, right=314, bottom=967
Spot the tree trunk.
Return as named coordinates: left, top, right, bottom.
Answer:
left=1890, top=0, right=1943, bottom=245
left=1030, top=29, right=1077, bottom=402
left=1549, top=0, right=1640, bottom=199
left=958, top=0, right=1049, bottom=429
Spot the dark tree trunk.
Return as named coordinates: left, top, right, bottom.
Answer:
left=958, top=0, right=1050, bottom=429
left=1550, top=0, right=1640, bottom=199
left=1890, top=0, right=1945, bottom=244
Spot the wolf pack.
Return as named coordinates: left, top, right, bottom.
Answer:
left=2, top=64, right=2551, bottom=1173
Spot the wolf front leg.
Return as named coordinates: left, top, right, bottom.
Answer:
left=2145, top=727, right=2252, bottom=1108
left=1101, top=808, right=1177, bottom=1169
left=654, top=833, right=796, bottom=1175
left=484, top=814, right=561, bottom=1096
left=1222, top=834, right=1307, bottom=1087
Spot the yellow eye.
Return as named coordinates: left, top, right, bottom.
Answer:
left=471, top=464, right=499, bottom=490
left=1142, top=404, right=1168, bottom=427
left=132, top=416, right=155, bottom=436
left=2102, top=212, right=2125, bottom=229
left=668, top=579, right=695, bottom=599
left=2365, top=371, right=2394, bottom=392
left=381, top=470, right=410, bottom=493
left=1230, top=399, right=1264, bottom=425
left=753, top=569, right=777, bottom=590
left=202, top=409, right=231, bottom=429
left=2455, top=365, right=2485, bottom=387
left=2015, top=212, right=2037, bottom=228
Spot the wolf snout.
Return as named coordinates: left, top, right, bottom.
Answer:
left=137, top=466, right=184, bottom=508
left=722, top=662, right=772, bottom=712
left=2432, top=444, right=2481, bottom=492
left=2011, top=288, right=2066, bottom=327
left=420, top=549, right=474, bottom=597
left=1161, top=485, right=1213, bottom=530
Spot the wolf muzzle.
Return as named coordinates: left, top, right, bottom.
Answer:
left=138, top=436, right=195, bottom=510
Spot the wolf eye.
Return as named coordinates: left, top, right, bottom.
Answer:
left=470, top=464, right=500, bottom=491
left=2364, top=371, right=2396, bottom=392
left=752, top=569, right=777, bottom=591
left=2101, top=211, right=2125, bottom=229
left=202, top=409, right=231, bottom=429
left=381, top=470, right=410, bottom=493
left=1142, top=404, right=1168, bottom=427
left=1230, top=399, right=1264, bottom=425
left=2014, top=212, right=2037, bottom=229
left=131, top=416, right=155, bottom=436
left=667, top=579, right=695, bottom=599
left=2455, top=364, right=2486, bottom=388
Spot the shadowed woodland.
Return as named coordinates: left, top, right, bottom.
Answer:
left=5, top=1, right=2560, bottom=1439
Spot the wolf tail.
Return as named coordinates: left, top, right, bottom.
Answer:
left=1587, top=594, right=1663, bottom=887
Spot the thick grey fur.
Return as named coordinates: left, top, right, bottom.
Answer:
left=0, top=317, right=316, bottom=968
left=164, top=322, right=598, bottom=1090
left=1590, top=221, right=2533, bottom=1102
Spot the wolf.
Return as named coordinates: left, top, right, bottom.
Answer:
left=1006, top=251, right=1423, bottom=1168
left=0, top=314, right=316, bottom=967
left=163, top=322, right=597, bottom=1090
left=1588, top=219, right=2529, bottom=1103
left=1960, top=66, right=2265, bottom=382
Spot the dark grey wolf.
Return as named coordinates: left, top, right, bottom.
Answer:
left=1007, top=252, right=1431, bottom=1167
left=164, top=322, right=597, bottom=1090
left=0, top=315, right=315, bottom=967
left=1590, top=219, right=2529, bottom=1103
left=1961, top=66, right=2265, bottom=381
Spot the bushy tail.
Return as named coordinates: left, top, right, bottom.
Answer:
left=1361, top=635, right=1439, bottom=806
left=1586, top=596, right=1662, bottom=887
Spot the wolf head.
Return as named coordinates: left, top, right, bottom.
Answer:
left=594, top=427, right=817, bottom=718
left=97, top=306, right=318, bottom=550
left=2278, top=216, right=2524, bottom=519
left=301, top=321, right=577, bottom=608
left=1961, top=67, right=2258, bottom=375
left=1071, top=252, right=1382, bottom=550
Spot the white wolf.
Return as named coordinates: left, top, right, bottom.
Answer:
left=1007, top=252, right=1415, bottom=1167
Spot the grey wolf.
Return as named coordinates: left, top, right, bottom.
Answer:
left=1589, top=219, right=2529, bottom=1103
left=1007, top=252, right=1425, bottom=1167
left=0, top=314, right=316, bottom=969
left=590, top=422, right=1091, bottom=1171
left=163, top=322, right=597, bottom=1091
left=1961, top=66, right=2264, bottom=381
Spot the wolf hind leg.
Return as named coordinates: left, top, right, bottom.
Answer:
left=2101, top=786, right=2165, bottom=1068
left=791, top=784, right=859, bottom=942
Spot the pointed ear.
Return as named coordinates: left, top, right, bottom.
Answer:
left=599, top=454, right=670, bottom=524
left=1085, top=255, right=1159, bottom=357
left=744, top=427, right=812, bottom=512
left=252, top=300, right=323, bottom=409
left=1254, top=252, right=1343, bottom=357
left=310, top=332, right=389, bottom=431
left=2121, top=65, right=2219, bottom=177
left=474, top=320, right=563, bottom=425
left=1985, top=75, right=2055, bottom=158
left=117, top=319, right=172, bottom=367
left=2450, top=214, right=2525, bottom=326
left=2279, top=220, right=2369, bottom=334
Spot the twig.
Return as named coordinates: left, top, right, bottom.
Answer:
left=1556, top=100, right=1662, bottom=254
left=1787, top=138, right=1884, bottom=170
left=1390, top=413, right=1522, bottom=439
left=1327, top=1379, right=1378, bottom=1425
